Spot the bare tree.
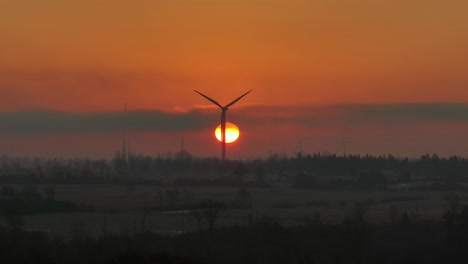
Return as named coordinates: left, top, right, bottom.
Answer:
left=443, top=193, right=462, bottom=227
left=44, top=185, right=55, bottom=201
left=166, top=187, right=180, bottom=208
left=140, top=206, right=151, bottom=233
left=204, top=199, right=226, bottom=232
left=189, top=199, right=226, bottom=232
left=190, top=209, right=205, bottom=232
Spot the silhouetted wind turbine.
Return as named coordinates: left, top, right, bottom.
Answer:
left=122, top=103, right=127, bottom=162
left=335, top=139, right=352, bottom=156
left=194, top=89, right=252, bottom=161
left=296, top=137, right=313, bottom=156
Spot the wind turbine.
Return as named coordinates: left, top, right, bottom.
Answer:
left=296, top=137, right=313, bottom=157
left=335, top=139, right=352, bottom=157
left=122, top=103, right=127, bottom=162
left=194, top=89, right=252, bottom=161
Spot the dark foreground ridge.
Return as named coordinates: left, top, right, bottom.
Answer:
left=1, top=153, right=468, bottom=263
left=1, top=217, right=468, bottom=264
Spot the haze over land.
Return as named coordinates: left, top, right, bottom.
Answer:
left=1, top=0, right=468, bottom=158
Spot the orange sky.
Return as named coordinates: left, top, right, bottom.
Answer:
left=1, top=1, right=468, bottom=158
left=2, top=0, right=468, bottom=110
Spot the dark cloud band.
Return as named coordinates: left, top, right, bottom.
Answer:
left=0, top=103, right=467, bottom=133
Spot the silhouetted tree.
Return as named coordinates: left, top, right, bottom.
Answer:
left=443, top=193, right=462, bottom=228
left=190, top=199, right=226, bottom=232
left=203, top=199, right=226, bottom=232
left=0, top=185, right=16, bottom=198
left=254, top=163, right=266, bottom=183
left=165, top=187, right=180, bottom=208
left=358, top=169, right=387, bottom=186
left=232, top=186, right=252, bottom=208
left=2, top=208, right=24, bottom=230
left=44, top=185, right=55, bottom=201
left=190, top=209, right=205, bottom=232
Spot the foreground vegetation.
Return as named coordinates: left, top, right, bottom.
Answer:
left=1, top=153, right=468, bottom=263
left=2, top=213, right=468, bottom=264
left=1, top=183, right=468, bottom=263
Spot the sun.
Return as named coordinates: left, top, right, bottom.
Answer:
left=215, top=122, right=240, bottom=143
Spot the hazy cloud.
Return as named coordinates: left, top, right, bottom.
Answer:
left=0, top=109, right=215, bottom=133
left=344, top=104, right=467, bottom=125
left=234, top=103, right=468, bottom=127
left=1, top=103, right=467, bottom=134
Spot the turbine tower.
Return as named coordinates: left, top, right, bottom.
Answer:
left=194, top=89, right=252, bottom=161
left=122, top=103, right=127, bottom=162
left=296, top=137, right=313, bottom=157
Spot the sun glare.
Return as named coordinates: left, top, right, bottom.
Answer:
left=215, top=122, right=240, bottom=143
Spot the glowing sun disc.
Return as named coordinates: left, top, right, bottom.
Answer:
left=215, top=122, right=240, bottom=143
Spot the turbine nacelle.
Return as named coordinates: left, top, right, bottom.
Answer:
left=194, top=89, right=253, bottom=161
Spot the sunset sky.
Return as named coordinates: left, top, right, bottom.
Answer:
left=1, top=0, right=468, bottom=159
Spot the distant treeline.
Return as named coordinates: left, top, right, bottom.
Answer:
left=0, top=152, right=467, bottom=185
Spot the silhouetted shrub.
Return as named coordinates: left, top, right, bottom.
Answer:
left=232, top=186, right=252, bottom=208
left=358, top=169, right=387, bottom=186
left=306, top=201, right=329, bottom=207
left=292, top=172, right=316, bottom=188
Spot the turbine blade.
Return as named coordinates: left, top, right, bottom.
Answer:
left=334, top=143, right=343, bottom=154
left=194, top=90, right=223, bottom=108
left=224, top=90, right=252, bottom=108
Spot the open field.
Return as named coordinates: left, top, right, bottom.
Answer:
left=4, top=183, right=465, bottom=238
